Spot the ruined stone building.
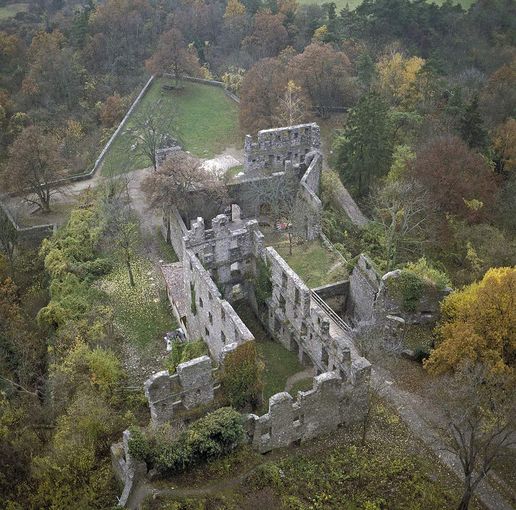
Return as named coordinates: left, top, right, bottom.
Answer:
left=113, top=122, right=451, bottom=504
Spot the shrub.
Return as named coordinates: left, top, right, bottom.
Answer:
left=404, top=258, right=450, bottom=291
left=389, top=258, right=451, bottom=312
left=132, top=408, right=244, bottom=476
left=128, top=426, right=153, bottom=463
left=220, top=342, right=264, bottom=410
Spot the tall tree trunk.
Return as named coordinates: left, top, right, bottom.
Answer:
left=457, top=488, right=472, bottom=510
left=126, top=256, right=135, bottom=287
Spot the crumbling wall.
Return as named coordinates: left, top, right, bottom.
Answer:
left=295, top=151, right=323, bottom=240
left=111, top=430, right=147, bottom=507
left=375, top=269, right=450, bottom=325
left=144, top=355, right=216, bottom=427
left=246, top=361, right=371, bottom=453
left=264, top=247, right=358, bottom=378
left=244, top=123, right=321, bottom=174
left=183, top=247, right=254, bottom=360
left=347, top=254, right=381, bottom=325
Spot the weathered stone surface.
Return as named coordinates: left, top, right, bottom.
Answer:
left=144, top=357, right=215, bottom=426
left=244, top=123, right=320, bottom=174
left=177, top=355, right=214, bottom=409
left=347, top=254, right=381, bottom=324
left=111, top=429, right=147, bottom=507
left=248, top=362, right=370, bottom=453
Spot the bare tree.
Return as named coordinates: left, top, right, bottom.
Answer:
left=273, top=80, right=308, bottom=127
left=3, top=126, right=66, bottom=213
left=141, top=151, right=229, bottom=226
left=241, top=169, right=303, bottom=254
left=433, top=363, right=515, bottom=510
left=126, top=100, right=180, bottom=171
left=371, top=178, right=429, bottom=271
left=101, top=177, right=140, bottom=287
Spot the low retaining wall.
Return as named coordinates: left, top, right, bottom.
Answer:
left=313, top=280, right=349, bottom=316
left=162, top=74, right=240, bottom=104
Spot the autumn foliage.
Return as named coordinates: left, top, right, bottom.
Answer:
left=425, top=267, right=516, bottom=375
left=409, top=135, right=498, bottom=222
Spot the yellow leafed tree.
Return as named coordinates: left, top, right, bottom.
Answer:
left=224, top=0, right=246, bottom=18
left=376, top=52, right=424, bottom=106
left=425, top=267, right=516, bottom=375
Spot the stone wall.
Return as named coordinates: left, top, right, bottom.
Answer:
left=264, top=247, right=361, bottom=377
left=144, top=355, right=216, bottom=427
left=246, top=361, right=371, bottom=453
left=347, top=254, right=382, bottom=325
left=295, top=151, right=323, bottom=239
left=312, top=280, right=349, bottom=317
left=374, top=269, right=450, bottom=325
left=182, top=248, right=255, bottom=361
left=244, top=123, right=321, bottom=174
left=111, top=430, right=147, bottom=507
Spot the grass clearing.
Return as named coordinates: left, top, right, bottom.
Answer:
left=100, top=257, right=176, bottom=348
left=102, top=78, right=241, bottom=175
left=289, top=377, right=314, bottom=396
left=0, top=2, right=28, bottom=19
left=274, top=237, right=348, bottom=288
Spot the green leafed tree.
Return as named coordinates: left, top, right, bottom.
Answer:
left=334, top=92, right=393, bottom=198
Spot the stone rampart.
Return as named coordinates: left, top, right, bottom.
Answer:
left=244, top=123, right=321, bottom=174
left=264, top=247, right=359, bottom=377
left=111, top=430, right=147, bottom=507
left=246, top=361, right=370, bottom=453
left=144, top=355, right=216, bottom=427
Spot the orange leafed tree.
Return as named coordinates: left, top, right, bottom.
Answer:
left=145, top=28, right=201, bottom=85
left=425, top=267, right=516, bottom=375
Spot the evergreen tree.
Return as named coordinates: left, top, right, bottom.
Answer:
left=460, top=95, right=488, bottom=150
left=334, top=92, right=393, bottom=197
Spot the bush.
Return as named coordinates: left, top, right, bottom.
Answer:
left=131, top=407, right=244, bottom=476
left=404, top=257, right=450, bottom=290
left=220, top=342, right=264, bottom=410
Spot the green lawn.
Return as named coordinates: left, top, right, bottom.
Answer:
left=297, top=0, right=475, bottom=11
left=102, top=78, right=241, bottom=175
left=0, top=2, right=28, bottom=19
left=100, top=257, right=176, bottom=347
left=275, top=238, right=348, bottom=288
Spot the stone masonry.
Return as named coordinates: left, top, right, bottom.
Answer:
left=246, top=363, right=370, bottom=453
left=144, top=355, right=216, bottom=427
left=244, top=123, right=321, bottom=174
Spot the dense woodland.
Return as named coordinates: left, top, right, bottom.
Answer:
left=0, top=0, right=515, bottom=508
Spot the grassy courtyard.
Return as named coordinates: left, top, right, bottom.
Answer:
left=102, top=78, right=241, bottom=175
left=274, top=237, right=348, bottom=288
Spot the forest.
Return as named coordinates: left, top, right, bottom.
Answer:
left=0, top=0, right=515, bottom=508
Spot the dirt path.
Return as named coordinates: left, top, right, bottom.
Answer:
left=285, top=367, right=315, bottom=392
